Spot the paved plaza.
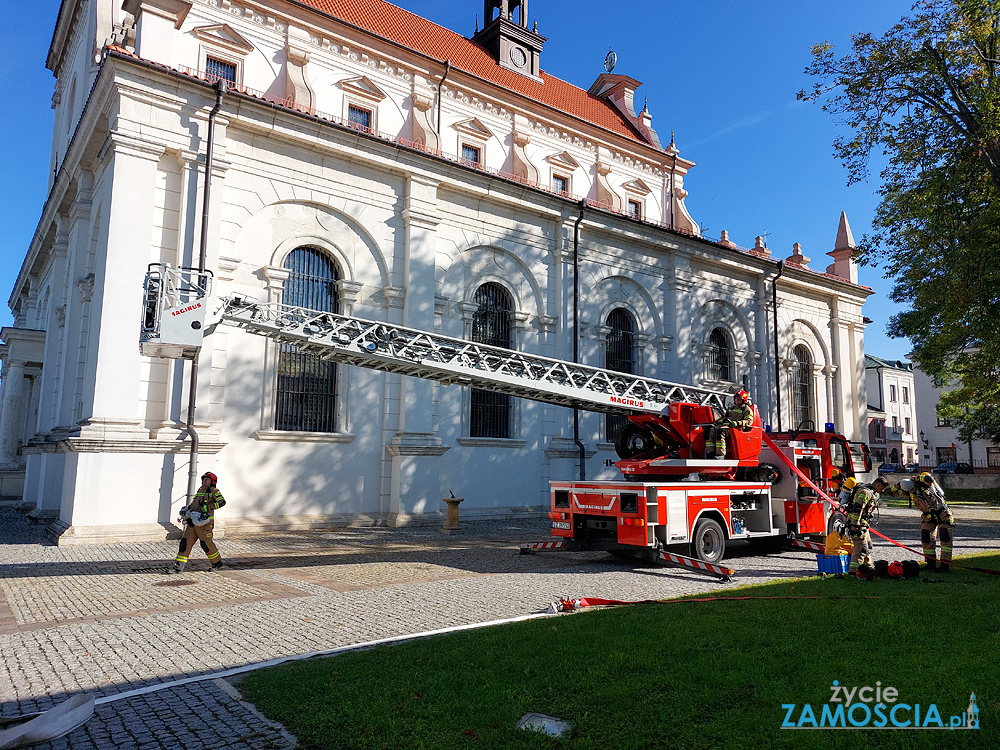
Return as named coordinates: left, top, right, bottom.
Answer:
left=1, top=504, right=998, bottom=748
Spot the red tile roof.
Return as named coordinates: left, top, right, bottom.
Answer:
left=294, top=0, right=647, bottom=144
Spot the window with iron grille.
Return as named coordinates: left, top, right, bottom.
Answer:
left=205, top=57, right=237, bottom=85
left=708, top=328, right=732, bottom=382
left=461, top=144, right=482, bottom=167
left=347, top=104, right=372, bottom=131
left=793, top=345, right=813, bottom=428
left=627, top=199, right=643, bottom=220
left=275, top=247, right=339, bottom=432
left=552, top=174, right=569, bottom=195
left=605, top=308, right=637, bottom=442
left=470, top=283, right=514, bottom=438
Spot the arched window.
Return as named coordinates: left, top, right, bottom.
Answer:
left=709, top=327, right=733, bottom=382
left=275, top=247, right=339, bottom=432
left=470, top=283, right=514, bottom=438
left=605, top=308, right=636, bottom=442
left=792, top=345, right=813, bottom=429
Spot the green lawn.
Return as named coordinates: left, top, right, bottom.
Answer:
left=239, top=553, right=1000, bottom=750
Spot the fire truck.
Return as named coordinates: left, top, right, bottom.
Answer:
left=140, top=264, right=871, bottom=579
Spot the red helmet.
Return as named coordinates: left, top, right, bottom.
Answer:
left=202, top=472, right=218, bottom=486
left=734, top=389, right=751, bottom=404
left=888, top=561, right=904, bottom=578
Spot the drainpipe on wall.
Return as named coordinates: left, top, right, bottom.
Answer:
left=436, top=59, right=452, bottom=140
left=771, top=260, right=784, bottom=432
left=185, top=78, right=227, bottom=507
left=573, top=200, right=586, bottom=480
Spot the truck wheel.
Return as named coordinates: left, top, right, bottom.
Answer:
left=615, top=423, right=656, bottom=460
left=691, top=518, right=726, bottom=564
left=827, top=511, right=848, bottom=537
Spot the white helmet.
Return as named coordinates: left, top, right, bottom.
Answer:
left=899, top=479, right=915, bottom=492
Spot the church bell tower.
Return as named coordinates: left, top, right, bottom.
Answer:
left=472, top=0, right=545, bottom=81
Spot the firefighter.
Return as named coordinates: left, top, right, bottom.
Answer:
left=704, top=389, right=754, bottom=459
left=846, top=476, right=889, bottom=575
left=170, top=472, right=226, bottom=573
left=829, top=467, right=844, bottom=495
left=889, top=473, right=955, bottom=571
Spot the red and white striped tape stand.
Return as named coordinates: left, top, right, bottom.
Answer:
left=518, top=540, right=566, bottom=554
left=655, top=550, right=735, bottom=581
left=787, top=538, right=825, bottom=553
left=520, top=540, right=734, bottom=581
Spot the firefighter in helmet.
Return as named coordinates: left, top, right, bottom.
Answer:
left=704, top=389, right=755, bottom=459
left=888, top=472, right=955, bottom=571
left=846, top=476, right=889, bottom=576
left=829, top=467, right=844, bottom=495
left=170, top=471, right=226, bottom=573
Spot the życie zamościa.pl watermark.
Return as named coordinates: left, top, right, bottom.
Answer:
left=782, top=682, right=979, bottom=730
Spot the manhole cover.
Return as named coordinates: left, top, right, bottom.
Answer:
left=152, top=580, right=197, bottom=587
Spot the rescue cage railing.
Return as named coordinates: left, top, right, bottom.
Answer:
left=216, top=296, right=730, bottom=416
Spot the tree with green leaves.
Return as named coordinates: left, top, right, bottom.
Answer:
left=800, top=0, right=1000, bottom=445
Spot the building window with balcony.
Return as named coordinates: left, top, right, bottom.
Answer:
left=275, top=247, right=340, bottom=432
left=469, top=283, right=514, bottom=438
left=347, top=104, right=373, bottom=132
left=206, top=56, right=238, bottom=85
left=461, top=144, right=482, bottom=167
left=605, top=308, right=637, bottom=443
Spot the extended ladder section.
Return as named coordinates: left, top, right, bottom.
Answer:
left=215, top=296, right=729, bottom=416
left=139, top=264, right=728, bottom=416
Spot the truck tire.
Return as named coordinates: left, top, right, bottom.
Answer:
left=690, top=518, right=726, bottom=564
left=827, top=510, right=848, bottom=537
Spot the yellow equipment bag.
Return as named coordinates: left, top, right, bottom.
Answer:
left=825, top=531, right=853, bottom=556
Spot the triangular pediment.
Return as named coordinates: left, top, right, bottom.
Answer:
left=545, top=150, right=581, bottom=171
left=338, top=76, right=387, bottom=102
left=191, top=24, right=254, bottom=54
left=622, top=178, right=652, bottom=196
left=453, top=117, right=494, bottom=141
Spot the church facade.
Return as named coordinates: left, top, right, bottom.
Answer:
left=2, top=0, right=872, bottom=542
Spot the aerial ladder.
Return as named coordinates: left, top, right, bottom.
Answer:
left=141, top=264, right=868, bottom=581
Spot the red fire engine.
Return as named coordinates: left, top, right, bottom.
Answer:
left=546, top=402, right=870, bottom=571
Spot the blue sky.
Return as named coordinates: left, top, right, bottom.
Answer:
left=2, top=0, right=912, bottom=360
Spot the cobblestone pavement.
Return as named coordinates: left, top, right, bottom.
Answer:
left=1, top=503, right=997, bottom=748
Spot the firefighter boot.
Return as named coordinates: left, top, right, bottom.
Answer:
left=169, top=561, right=187, bottom=574
left=923, top=559, right=937, bottom=571
left=938, top=562, right=950, bottom=572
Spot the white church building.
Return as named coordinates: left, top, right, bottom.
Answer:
left=1, top=0, right=872, bottom=543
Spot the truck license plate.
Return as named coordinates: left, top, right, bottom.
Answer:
left=551, top=521, right=571, bottom=530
